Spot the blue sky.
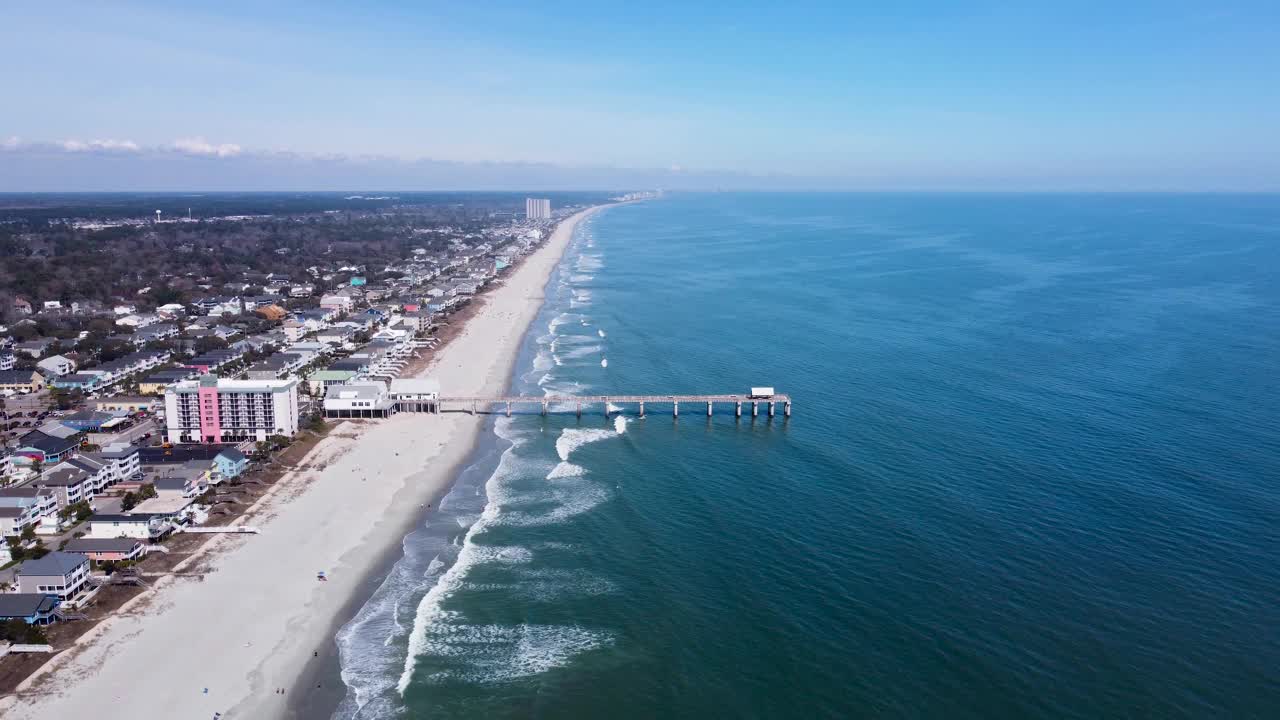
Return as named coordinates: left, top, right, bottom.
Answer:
left=2, top=0, right=1278, bottom=190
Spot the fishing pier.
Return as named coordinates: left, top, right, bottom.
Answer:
left=434, top=389, right=792, bottom=418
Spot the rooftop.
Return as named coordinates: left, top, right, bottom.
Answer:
left=63, top=537, right=144, bottom=554
left=19, top=551, right=88, bottom=577
left=0, top=594, right=59, bottom=618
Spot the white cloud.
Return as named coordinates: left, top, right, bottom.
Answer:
left=171, top=137, right=242, bottom=157
left=59, top=138, right=141, bottom=152
left=1, top=136, right=20, bottom=150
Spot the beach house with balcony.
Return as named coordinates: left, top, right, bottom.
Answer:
left=17, top=551, right=91, bottom=601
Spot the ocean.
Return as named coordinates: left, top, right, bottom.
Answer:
left=334, top=193, right=1280, bottom=719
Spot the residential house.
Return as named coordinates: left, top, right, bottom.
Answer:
left=213, top=448, right=249, bottom=481
left=254, top=304, right=288, bottom=321
left=92, top=443, right=142, bottom=488
left=50, top=373, right=104, bottom=393
left=319, top=294, right=354, bottom=312
left=314, top=327, right=358, bottom=347
left=192, top=296, right=243, bottom=316
left=185, top=348, right=247, bottom=374
left=400, top=311, right=433, bottom=333
left=115, top=313, right=162, bottom=328
left=0, top=486, right=57, bottom=533
left=134, top=323, right=179, bottom=344
left=16, top=551, right=91, bottom=601
left=305, top=369, right=357, bottom=396
left=62, top=537, right=146, bottom=562
left=36, top=465, right=95, bottom=512
left=0, top=594, right=61, bottom=625
left=138, top=367, right=199, bottom=395
left=0, top=505, right=40, bottom=539
left=87, top=513, right=172, bottom=540
left=14, top=338, right=55, bottom=358
left=282, top=320, right=306, bottom=343
left=36, top=354, right=76, bottom=378
left=244, top=352, right=305, bottom=380
left=155, top=303, right=187, bottom=319
left=0, top=369, right=45, bottom=393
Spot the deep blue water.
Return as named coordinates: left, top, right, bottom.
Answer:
left=337, top=193, right=1280, bottom=719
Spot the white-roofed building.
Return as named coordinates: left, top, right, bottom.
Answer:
left=389, top=378, right=440, bottom=412
left=323, top=382, right=394, bottom=418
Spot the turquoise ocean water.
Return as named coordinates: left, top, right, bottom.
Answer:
left=335, top=193, right=1279, bottom=718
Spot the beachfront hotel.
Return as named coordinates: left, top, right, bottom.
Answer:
left=164, top=375, right=300, bottom=444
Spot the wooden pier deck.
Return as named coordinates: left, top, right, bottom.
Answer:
left=435, top=393, right=792, bottom=418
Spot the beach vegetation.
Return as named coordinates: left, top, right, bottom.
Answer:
left=58, top=500, right=93, bottom=524
left=0, top=619, right=48, bottom=645
left=121, top=483, right=157, bottom=511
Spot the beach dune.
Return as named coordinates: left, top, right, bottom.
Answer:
left=0, top=206, right=602, bottom=719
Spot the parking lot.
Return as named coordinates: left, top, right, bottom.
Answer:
left=1, top=389, right=53, bottom=445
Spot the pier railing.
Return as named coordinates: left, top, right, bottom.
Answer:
left=434, top=393, right=792, bottom=418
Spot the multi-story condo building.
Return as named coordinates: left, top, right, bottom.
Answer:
left=164, top=375, right=300, bottom=444
left=525, top=197, right=551, bottom=220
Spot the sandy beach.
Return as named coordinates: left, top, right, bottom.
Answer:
left=0, top=205, right=602, bottom=720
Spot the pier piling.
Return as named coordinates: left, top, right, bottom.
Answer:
left=639, top=401, right=645, bottom=417
left=768, top=402, right=775, bottom=418
left=752, top=402, right=758, bottom=418
left=707, top=401, right=713, bottom=416
left=736, top=402, right=742, bottom=417
left=673, top=401, right=679, bottom=418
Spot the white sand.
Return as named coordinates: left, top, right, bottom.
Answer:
left=0, top=206, right=602, bottom=719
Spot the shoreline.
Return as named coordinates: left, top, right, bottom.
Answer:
left=0, top=204, right=606, bottom=720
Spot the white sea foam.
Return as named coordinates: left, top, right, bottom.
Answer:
left=397, top=446, right=523, bottom=694
left=426, top=555, right=445, bottom=576
left=419, top=624, right=612, bottom=684
left=555, top=421, right=625, bottom=462
left=546, top=461, right=586, bottom=479
left=501, top=482, right=612, bottom=527
left=598, top=329, right=606, bottom=338
left=560, top=344, right=602, bottom=360
left=601, top=358, right=608, bottom=368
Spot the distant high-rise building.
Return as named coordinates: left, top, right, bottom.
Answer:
left=525, top=198, right=551, bottom=220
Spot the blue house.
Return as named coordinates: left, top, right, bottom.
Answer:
left=214, top=448, right=249, bottom=481
left=51, top=373, right=103, bottom=393
left=0, top=594, right=61, bottom=625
